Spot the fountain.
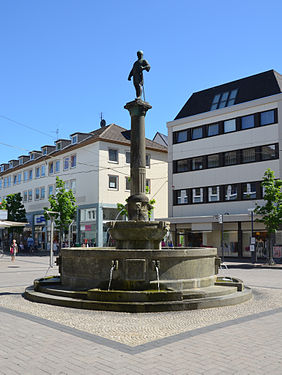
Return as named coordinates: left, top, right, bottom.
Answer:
left=25, top=52, right=251, bottom=312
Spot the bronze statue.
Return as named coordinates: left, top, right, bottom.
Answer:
left=128, top=51, right=151, bottom=99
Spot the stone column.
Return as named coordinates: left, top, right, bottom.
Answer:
left=124, top=99, right=152, bottom=221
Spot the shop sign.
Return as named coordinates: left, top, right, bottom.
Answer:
left=34, top=215, right=46, bottom=225
left=85, top=224, right=92, bottom=231
left=273, top=246, right=282, bottom=258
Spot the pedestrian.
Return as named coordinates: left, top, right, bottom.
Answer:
left=10, top=239, right=18, bottom=262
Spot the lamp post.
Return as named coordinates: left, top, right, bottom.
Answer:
left=217, top=213, right=229, bottom=263
left=248, top=208, right=256, bottom=263
left=46, top=211, right=59, bottom=267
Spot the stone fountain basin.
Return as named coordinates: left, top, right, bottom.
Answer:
left=87, top=289, right=183, bottom=302
left=60, top=247, right=218, bottom=291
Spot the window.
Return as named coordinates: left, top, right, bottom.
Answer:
left=56, top=142, right=61, bottom=151
left=227, top=89, right=238, bottom=106
left=218, top=92, right=229, bottom=108
left=43, top=148, right=47, bottom=155
left=191, top=127, right=203, bottom=140
left=40, top=187, right=45, bottom=200
left=176, top=159, right=189, bottom=173
left=208, top=186, right=220, bottom=202
left=19, top=159, right=23, bottom=165
left=30, top=153, right=34, bottom=160
left=192, top=157, right=204, bottom=170
left=261, top=144, right=276, bottom=160
left=70, top=179, right=76, bottom=194
left=192, top=188, right=203, bottom=203
left=24, top=171, right=28, bottom=182
left=35, top=167, right=40, bottom=178
left=242, top=183, right=256, bottom=199
left=146, top=179, right=151, bottom=194
left=0, top=180, right=2, bottom=189
left=241, top=115, right=255, bottom=130
left=8, top=176, right=11, bottom=187
left=35, top=188, right=40, bottom=200
left=63, top=157, right=70, bottom=170
left=146, top=154, right=151, bottom=167
left=225, top=184, right=238, bottom=201
left=210, top=89, right=238, bottom=110
left=126, top=152, right=131, bottom=164
left=260, top=110, right=275, bottom=126
left=29, top=170, right=33, bottom=180
left=71, top=155, right=76, bottom=168
left=64, top=180, right=70, bottom=191
left=28, top=190, right=32, bottom=201
left=41, top=165, right=45, bottom=177
left=109, top=149, right=118, bottom=162
left=242, top=148, right=256, bottom=163
left=109, top=175, right=118, bottom=189
left=23, top=191, right=28, bottom=202
left=72, top=135, right=78, bottom=144
left=49, top=162, right=54, bottom=175
left=125, top=177, right=130, bottom=191
left=174, top=130, right=188, bottom=143
left=0, top=165, right=4, bottom=172
left=4, top=177, right=7, bottom=188
left=224, top=151, right=237, bottom=166
left=48, top=185, right=53, bottom=196
left=224, top=119, right=236, bottom=133
left=55, top=160, right=60, bottom=173
left=176, top=189, right=188, bottom=205
left=13, top=175, right=17, bottom=185
left=207, top=123, right=219, bottom=137
left=18, top=173, right=21, bottom=184
left=207, top=154, right=220, bottom=168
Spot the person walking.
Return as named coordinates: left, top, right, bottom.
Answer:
left=10, top=239, right=18, bottom=262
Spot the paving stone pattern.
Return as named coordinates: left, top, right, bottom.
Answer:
left=0, top=255, right=282, bottom=374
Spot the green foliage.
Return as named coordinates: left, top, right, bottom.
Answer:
left=255, top=169, right=282, bottom=233
left=4, top=193, right=27, bottom=233
left=0, top=199, right=7, bottom=209
left=44, top=177, right=77, bottom=236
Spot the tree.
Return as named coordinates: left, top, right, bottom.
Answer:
left=44, top=177, right=77, bottom=244
left=254, top=168, right=282, bottom=264
left=4, top=193, right=27, bottom=236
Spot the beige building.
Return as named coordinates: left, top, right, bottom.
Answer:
left=0, top=124, right=168, bottom=248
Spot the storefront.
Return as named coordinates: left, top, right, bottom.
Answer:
left=33, top=214, right=47, bottom=250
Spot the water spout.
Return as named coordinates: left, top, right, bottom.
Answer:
left=152, top=260, right=160, bottom=292
left=108, top=260, right=118, bottom=291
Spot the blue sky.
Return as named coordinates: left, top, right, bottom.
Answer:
left=1, top=0, right=282, bottom=162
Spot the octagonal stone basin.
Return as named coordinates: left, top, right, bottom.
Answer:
left=60, top=247, right=218, bottom=291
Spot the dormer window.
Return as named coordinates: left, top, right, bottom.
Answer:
left=72, top=135, right=78, bottom=144
left=0, top=166, right=3, bottom=173
left=43, top=148, right=47, bottom=155
left=210, top=89, right=238, bottom=111
left=56, top=142, right=61, bottom=151
left=19, top=159, right=23, bottom=165
left=9, top=162, right=13, bottom=169
left=30, top=154, right=34, bottom=160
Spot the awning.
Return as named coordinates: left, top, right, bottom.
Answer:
left=0, top=220, right=28, bottom=228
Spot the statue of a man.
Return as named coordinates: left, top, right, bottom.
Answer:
left=128, top=50, right=151, bottom=99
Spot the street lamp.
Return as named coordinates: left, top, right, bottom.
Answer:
left=248, top=208, right=256, bottom=263
left=46, top=210, right=59, bottom=267
left=216, top=213, right=229, bottom=263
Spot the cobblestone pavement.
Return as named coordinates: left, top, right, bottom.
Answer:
left=0, top=255, right=282, bottom=374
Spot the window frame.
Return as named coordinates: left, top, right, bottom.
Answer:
left=108, top=175, right=119, bottom=190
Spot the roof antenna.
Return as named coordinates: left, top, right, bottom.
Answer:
left=51, top=128, right=59, bottom=140
left=100, top=113, right=106, bottom=128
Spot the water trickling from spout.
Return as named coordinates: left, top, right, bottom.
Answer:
left=108, top=264, right=116, bottom=291
left=155, top=266, right=160, bottom=292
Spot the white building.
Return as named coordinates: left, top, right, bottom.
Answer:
left=167, top=70, right=282, bottom=259
left=0, top=123, right=168, bottom=249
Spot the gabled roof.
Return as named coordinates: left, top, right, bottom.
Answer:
left=175, top=69, right=282, bottom=120
left=152, top=132, right=168, bottom=146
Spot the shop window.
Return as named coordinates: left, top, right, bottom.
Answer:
left=224, top=119, right=236, bottom=133
left=192, top=156, right=204, bottom=170
left=109, top=149, right=118, bottom=162
left=261, top=144, right=276, bottom=160
left=109, top=175, right=118, bottom=189
left=242, top=148, right=256, bottom=163
left=224, top=151, right=237, bottom=166
left=241, top=115, right=255, bottom=130
left=71, top=155, right=77, bottom=168
left=191, top=127, right=203, bottom=140
left=176, top=159, right=189, bottom=173
left=207, top=154, right=220, bottom=168
left=207, top=123, right=219, bottom=137
left=260, top=110, right=275, bottom=126
left=208, top=186, right=220, bottom=202
left=63, top=157, right=70, bottom=170
left=242, top=182, right=256, bottom=199
left=192, top=188, right=203, bottom=203
left=176, top=189, right=188, bottom=205
left=225, top=184, right=238, bottom=201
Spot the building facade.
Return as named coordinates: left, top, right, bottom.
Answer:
left=0, top=124, right=168, bottom=249
left=167, top=70, right=282, bottom=259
